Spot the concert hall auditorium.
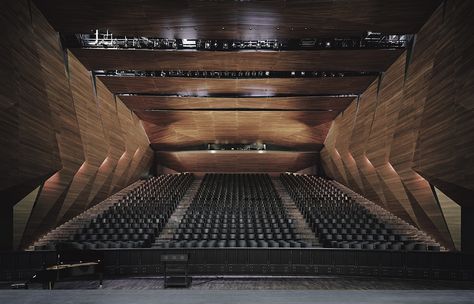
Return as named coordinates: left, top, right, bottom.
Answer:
left=1, top=0, right=473, bottom=303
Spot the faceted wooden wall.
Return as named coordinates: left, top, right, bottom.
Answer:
left=0, top=0, right=153, bottom=249
left=321, top=0, right=474, bottom=251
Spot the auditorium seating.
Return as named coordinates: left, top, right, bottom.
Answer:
left=280, top=173, right=441, bottom=251
left=168, top=173, right=310, bottom=248
left=58, top=173, right=193, bottom=250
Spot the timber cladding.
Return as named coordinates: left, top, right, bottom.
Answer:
left=0, top=0, right=153, bottom=249
left=321, top=1, right=474, bottom=251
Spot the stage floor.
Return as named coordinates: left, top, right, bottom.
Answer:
left=2, top=275, right=474, bottom=290
left=1, top=289, right=474, bottom=304
left=2, top=276, right=474, bottom=304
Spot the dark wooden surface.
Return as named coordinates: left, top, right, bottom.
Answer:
left=0, top=0, right=153, bottom=250
left=139, top=110, right=335, bottom=151
left=321, top=0, right=474, bottom=252
left=72, top=49, right=404, bottom=72
left=155, top=151, right=319, bottom=173
left=120, top=96, right=355, bottom=111
left=34, top=0, right=441, bottom=38
left=98, top=76, right=376, bottom=95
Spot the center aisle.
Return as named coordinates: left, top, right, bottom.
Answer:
left=153, top=176, right=203, bottom=247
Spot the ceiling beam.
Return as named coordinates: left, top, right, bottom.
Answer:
left=99, top=76, right=376, bottom=95
left=73, top=49, right=404, bottom=72
left=119, top=95, right=355, bottom=111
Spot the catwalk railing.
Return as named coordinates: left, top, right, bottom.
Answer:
left=1, top=248, right=473, bottom=281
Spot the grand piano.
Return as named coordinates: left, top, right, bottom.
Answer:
left=26, top=248, right=104, bottom=289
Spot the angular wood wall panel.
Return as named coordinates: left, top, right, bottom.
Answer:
left=412, top=0, right=474, bottom=203
left=0, top=0, right=153, bottom=249
left=334, top=102, right=364, bottom=194
left=22, top=4, right=85, bottom=245
left=0, top=0, right=61, bottom=206
left=13, top=187, right=41, bottom=250
left=57, top=53, right=109, bottom=222
left=435, top=187, right=461, bottom=250
left=321, top=1, right=474, bottom=250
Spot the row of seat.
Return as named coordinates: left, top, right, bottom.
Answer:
left=280, top=174, right=440, bottom=251
left=173, top=174, right=304, bottom=247
left=61, top=174, right=194, bottom=249
left=165, top=239, right=311, bottom=248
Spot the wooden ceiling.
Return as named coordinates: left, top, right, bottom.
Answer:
left=72, top=49, right=403, bottom=72
left=155, top=151, right=319, bottom=172
left=34, top=0, right=440, bottom=39
left=98, top=76, right=376, bottom=95
left=31, top=0, right=442, bottom=171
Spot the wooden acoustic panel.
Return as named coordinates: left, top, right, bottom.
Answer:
left=0, top=0, right=153, bottom=249
left=321, top=1, right=474, bottom=251
left=120, top=96, right=355, bottom=111
left=139, top=110, right=335, bottom=151
left=34, top=0, right=441, bottom=39
left=72, top=49, right=404, bottom=72
left=98, top=76, right=376, bottom=95
left=156, top=151, right=319, bottom=173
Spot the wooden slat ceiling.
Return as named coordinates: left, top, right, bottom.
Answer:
left=120, top=96, right=355, bottom=111
left=155, top=151, right=319, bottom=172
left=72, top=49, right=403, bottom=72
left=98, top=76, right=376, bottom=95
left=34, top=0, right=441, bottom=39
left=137, top=110, right=335, bottom=151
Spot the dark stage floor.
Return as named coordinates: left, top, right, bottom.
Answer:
left=2, top=276, right=474, bottom=303
left=1, top=289, right=474, bottom=304
left=2, top=275, right=474, bottom=290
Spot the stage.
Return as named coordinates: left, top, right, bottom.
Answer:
left=1, top=289, right=474, bottom=304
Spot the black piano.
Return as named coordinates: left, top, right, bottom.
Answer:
left=26, top=248, right=104, bottom=289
